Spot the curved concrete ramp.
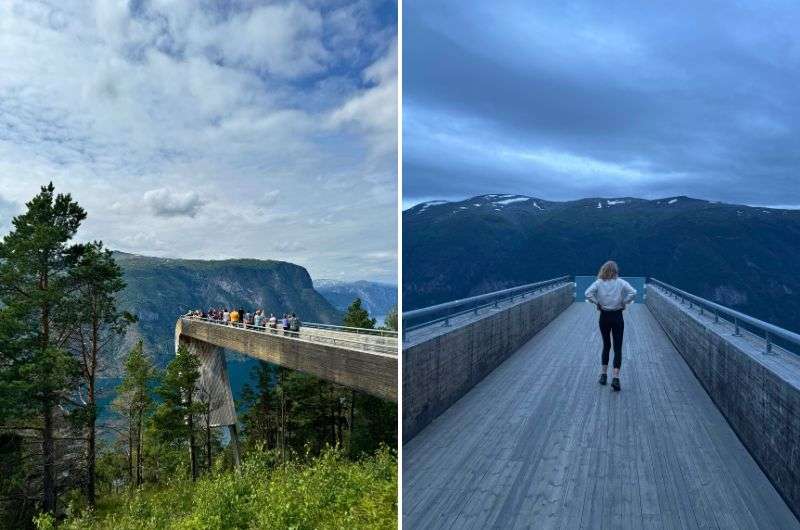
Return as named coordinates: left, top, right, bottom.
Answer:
left=403, top=303, right=799, bottom=529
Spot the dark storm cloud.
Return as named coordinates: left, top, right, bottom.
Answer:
left=403, top=0, right=800, bottom=208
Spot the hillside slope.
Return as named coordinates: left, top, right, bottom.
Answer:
left=403, top=195, right=800, bottom=333
left=114, top=253, right=343, bottom=370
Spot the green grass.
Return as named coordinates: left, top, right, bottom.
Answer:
left=42, top=447, right=396, bottom=530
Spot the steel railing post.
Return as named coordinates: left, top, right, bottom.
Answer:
left=766, top=331, right=772, bottom=354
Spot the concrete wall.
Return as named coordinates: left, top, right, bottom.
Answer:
left=403, top=283, right=574, bottom=442
left=178, top=319, right=397, bottom=402
left=176, top=334, right=238, bottom=427
left=647, top=286, right=800, bottom=516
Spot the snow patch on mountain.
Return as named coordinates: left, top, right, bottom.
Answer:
left=494, top=197, right=530, bottom=206
left=417, top=200, right=449, bottom=213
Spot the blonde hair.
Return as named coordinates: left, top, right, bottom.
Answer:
left=598, top=260, right=619, bottom=280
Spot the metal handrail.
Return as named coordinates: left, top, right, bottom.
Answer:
left=181, top=316, right=397, bottom=356
left=648, top=278, right=800, bottom=356
left=301, top=322, right=397, bottom=337
left=403, top=276, right=572, bottom=332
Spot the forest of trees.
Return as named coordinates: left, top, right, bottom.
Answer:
left=0, top=184, right=397, bottom=529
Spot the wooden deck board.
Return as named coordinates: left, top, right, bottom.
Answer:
left=403, top=303, right=799, bottom=529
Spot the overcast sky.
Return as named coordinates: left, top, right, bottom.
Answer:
left=403, top=0, right=800, bottom=210
left=0, top=0, right=396, bottom=283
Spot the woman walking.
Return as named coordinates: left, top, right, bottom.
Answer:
left=584, top=261, right=637, bottom=391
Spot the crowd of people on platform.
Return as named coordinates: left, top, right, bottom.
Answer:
left=186, top=307, right=302, bottom=333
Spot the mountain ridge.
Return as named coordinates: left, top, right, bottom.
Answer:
left=314, top=279, right=397, bottom=319
left=112, top=252, right=344, bottom=371
left=403, top=194, right=800, bottom=333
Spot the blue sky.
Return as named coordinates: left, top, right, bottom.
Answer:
left=403, top=0, right=800, bottom=210
left=0, top=0, right=397, bottom=283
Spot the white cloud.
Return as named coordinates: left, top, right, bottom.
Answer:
left=0, top=1, right=397, bottom=282
left=143, top=188, right=204, bottom=218
left=262, top=190, right=281, bottom=206
left=211, top=3, right=329, bottom=78
left=328, top=39, right=398, bottom=154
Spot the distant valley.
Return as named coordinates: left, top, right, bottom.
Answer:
left=403, top=194, right=800, bottom=333
left=314, top=279, right=397, bottom=322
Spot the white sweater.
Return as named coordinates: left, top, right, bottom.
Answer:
left=585, top=278, right=637, bottom=311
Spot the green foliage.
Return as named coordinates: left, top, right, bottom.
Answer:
left=0, top=182, right=86, bottom=419
left=240, top=362, right=397, bottom=462
left=154, top=345, right=201, bottom=443
left=343, top=298, right=376, bottom=329
left=33, top=511, right=56, bottom=530
left=350, top=395, right=397, bottom=458
left=114, top=340, right=156, bottom=487
left=154, top=344, right=203, bottom=479
left=94, top=443, right=130, bottom=494
left=239, top=363, right=279, bottom=452
left=53, top=447, right=397, bottom=530
left=241, top=364, right=351, bottom=458
left=383, top=306, right=397, bottom=331
left=117, top=341, right=156, bottom=419
left=0, top=182, right=86, bottom=514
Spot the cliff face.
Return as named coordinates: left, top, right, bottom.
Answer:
left=113, top=252, right=343, bottom=370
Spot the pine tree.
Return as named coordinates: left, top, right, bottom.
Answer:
left=0, top=183, right=85, bottom=514
left=66, top=241, right=134, bottom=506
left=153, top=344, right=202, bottom=481
left=115, top=340, right=154, bottom=487
left=343, top=298, right=376, bottom=329
left=240, top=362, right=281, bottom=452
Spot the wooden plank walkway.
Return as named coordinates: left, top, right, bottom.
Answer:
left=403, top=303, right=800, bottom=529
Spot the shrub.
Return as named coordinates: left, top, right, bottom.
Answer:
left=54, top=446, right=396, bottom=530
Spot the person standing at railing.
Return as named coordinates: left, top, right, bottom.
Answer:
left=268, top=313, right=277, bottom=332
left=289, top=313, right=301, bottom=333
left=281, top=314, right=289, bottom=331
left=253, top=310, right=263, bottom=327
left=223, top=308, right=230, bottom=324
left=585, top=261, right=637, bottom=391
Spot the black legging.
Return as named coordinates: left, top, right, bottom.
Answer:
left=599, top=309, right=624, bottom=369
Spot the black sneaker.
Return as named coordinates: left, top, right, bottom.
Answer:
left=598, top=373, right=607, bottom=385
left=611, top=378, right=621, bottom=391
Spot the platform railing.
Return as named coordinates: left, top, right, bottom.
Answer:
left=300, top=322, right=397, bottom=337
left=181, top=316, right=397, bottom=355
left=402, top=275, right=572, bottom=332
left=648, top=278, right=800, bottom=357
